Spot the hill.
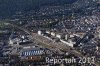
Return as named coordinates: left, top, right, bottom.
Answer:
left=0, top=0, right=78, bottom=18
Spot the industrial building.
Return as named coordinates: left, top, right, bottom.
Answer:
left=20, top=47, right=52, bottom=60
left=37, top=30, right=78, bottom=47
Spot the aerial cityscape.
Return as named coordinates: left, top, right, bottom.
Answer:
left=0, top=0, right=100, bottom=66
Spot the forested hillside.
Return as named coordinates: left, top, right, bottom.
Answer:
left=0, top=0, right=78, bottom=18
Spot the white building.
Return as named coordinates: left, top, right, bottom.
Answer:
left=38, top=31, right=42, bottom=35
left=60, top=39, right=75, bottom=47
left=56, top=33, right=65, bottom=39
left=9, top=38, right=20, bottom=45
left=56, top=34, right=61, bottom=39
left=9, top=39, right=14, bottom=45
left=51, top=32, right=56, bottom=36
left=70, top=34, right=74, bottom=38
left=65, top=35, right=68, bottom=40
left=46, top=31, right=51, bottom=34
